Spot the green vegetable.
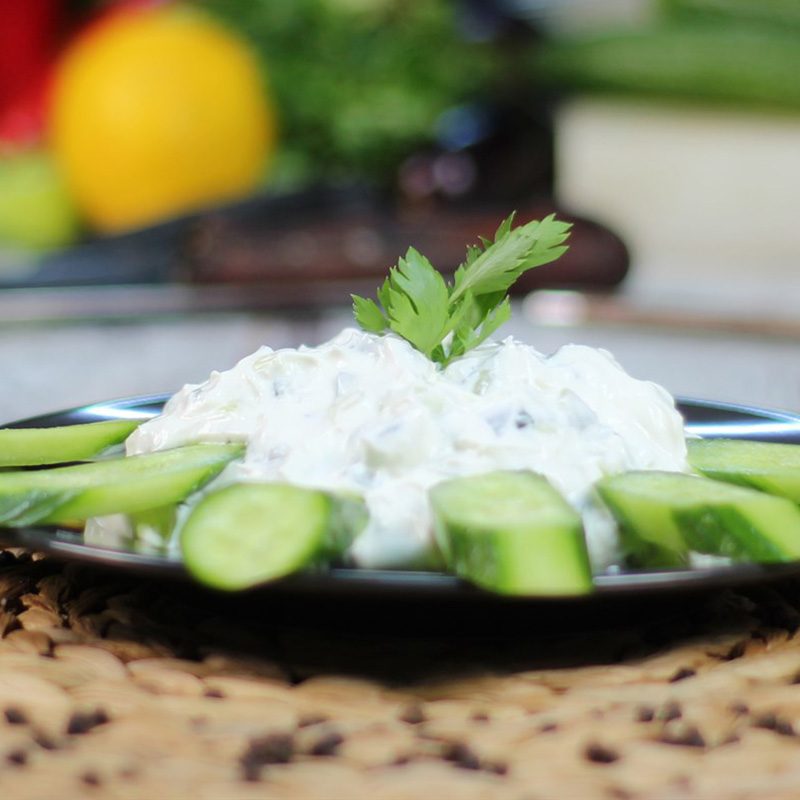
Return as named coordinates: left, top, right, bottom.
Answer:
left=688, top=438, right=800, bottom=502
left=0, top=150, right=80, bottom=253
left=180, top=482, right=367, bottom=590
left=430, top=470, right=592, bottom=595
left=0, top=419, right=141, bottom=467
left=0, top=444, right=243, bottom=526
left=198, top=0, right=499, bottom=188
left=662, top=0, right=800, bottom=33
left=596, top=470, right=800, bottom=568
left=129, top=505, right=179, bottom=545
left=353, top=214, right=571, bottom=364
left=532, top=24, right=800, bottom=111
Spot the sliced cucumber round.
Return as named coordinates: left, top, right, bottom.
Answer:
left=180, top=483, right=366, bottom=591
left=430, top=470, right=593, bottom=596
left=688, top=438, right=800, bottom=502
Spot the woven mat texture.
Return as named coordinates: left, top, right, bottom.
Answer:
left=4, top=550, right=800, bottom=799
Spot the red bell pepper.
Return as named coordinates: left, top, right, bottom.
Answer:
left=0, top=0, right=65, bottom=148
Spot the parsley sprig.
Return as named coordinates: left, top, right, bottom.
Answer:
left=352, top=213, right=571, bottom=365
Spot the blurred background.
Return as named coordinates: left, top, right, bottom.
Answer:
left=1, top=0, right=799, bottom=421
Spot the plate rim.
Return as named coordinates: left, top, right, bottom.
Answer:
left=3, top=394, right=800, bottom=599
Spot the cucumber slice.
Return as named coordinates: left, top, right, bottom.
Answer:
left=130, top=505, right=179, bottom=544
left=0, top=444, right=242, bottom=526
left=688, top=438, right=800, bottom=502
left=180, top=483, right=367, bottom=590
left=596, top=470, right=800, bottom=567
left=0, top=419, right=141, bottom=467
left=430, top=470, right=593, bottom=596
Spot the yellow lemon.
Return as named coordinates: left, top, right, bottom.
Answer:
left=50, top=5, right=275, bottom=232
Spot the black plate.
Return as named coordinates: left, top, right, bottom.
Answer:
left=2, top=394, right=800, bottom=600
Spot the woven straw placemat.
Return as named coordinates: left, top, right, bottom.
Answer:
left=3, top=549, right=800, bottom=799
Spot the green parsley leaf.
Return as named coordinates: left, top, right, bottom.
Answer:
left=352, top=213, right=571, bottom=365
left=449, top=295, right=512, bottom=362
left=352, top=295, right=388, bottom=333
left=382, top=248, right=450, bottom=358
left=450, top=213, right=571, bottom=304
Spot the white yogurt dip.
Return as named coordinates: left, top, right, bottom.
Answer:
left=115, top=328, right=688, bottom=571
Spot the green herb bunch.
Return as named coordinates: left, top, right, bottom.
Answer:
left=198, top=0, right=500, bottom=188
left=353, top=214, right=571, bottom=365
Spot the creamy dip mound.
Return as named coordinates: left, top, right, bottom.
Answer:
left=115, top=328, right=688, bottom=571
